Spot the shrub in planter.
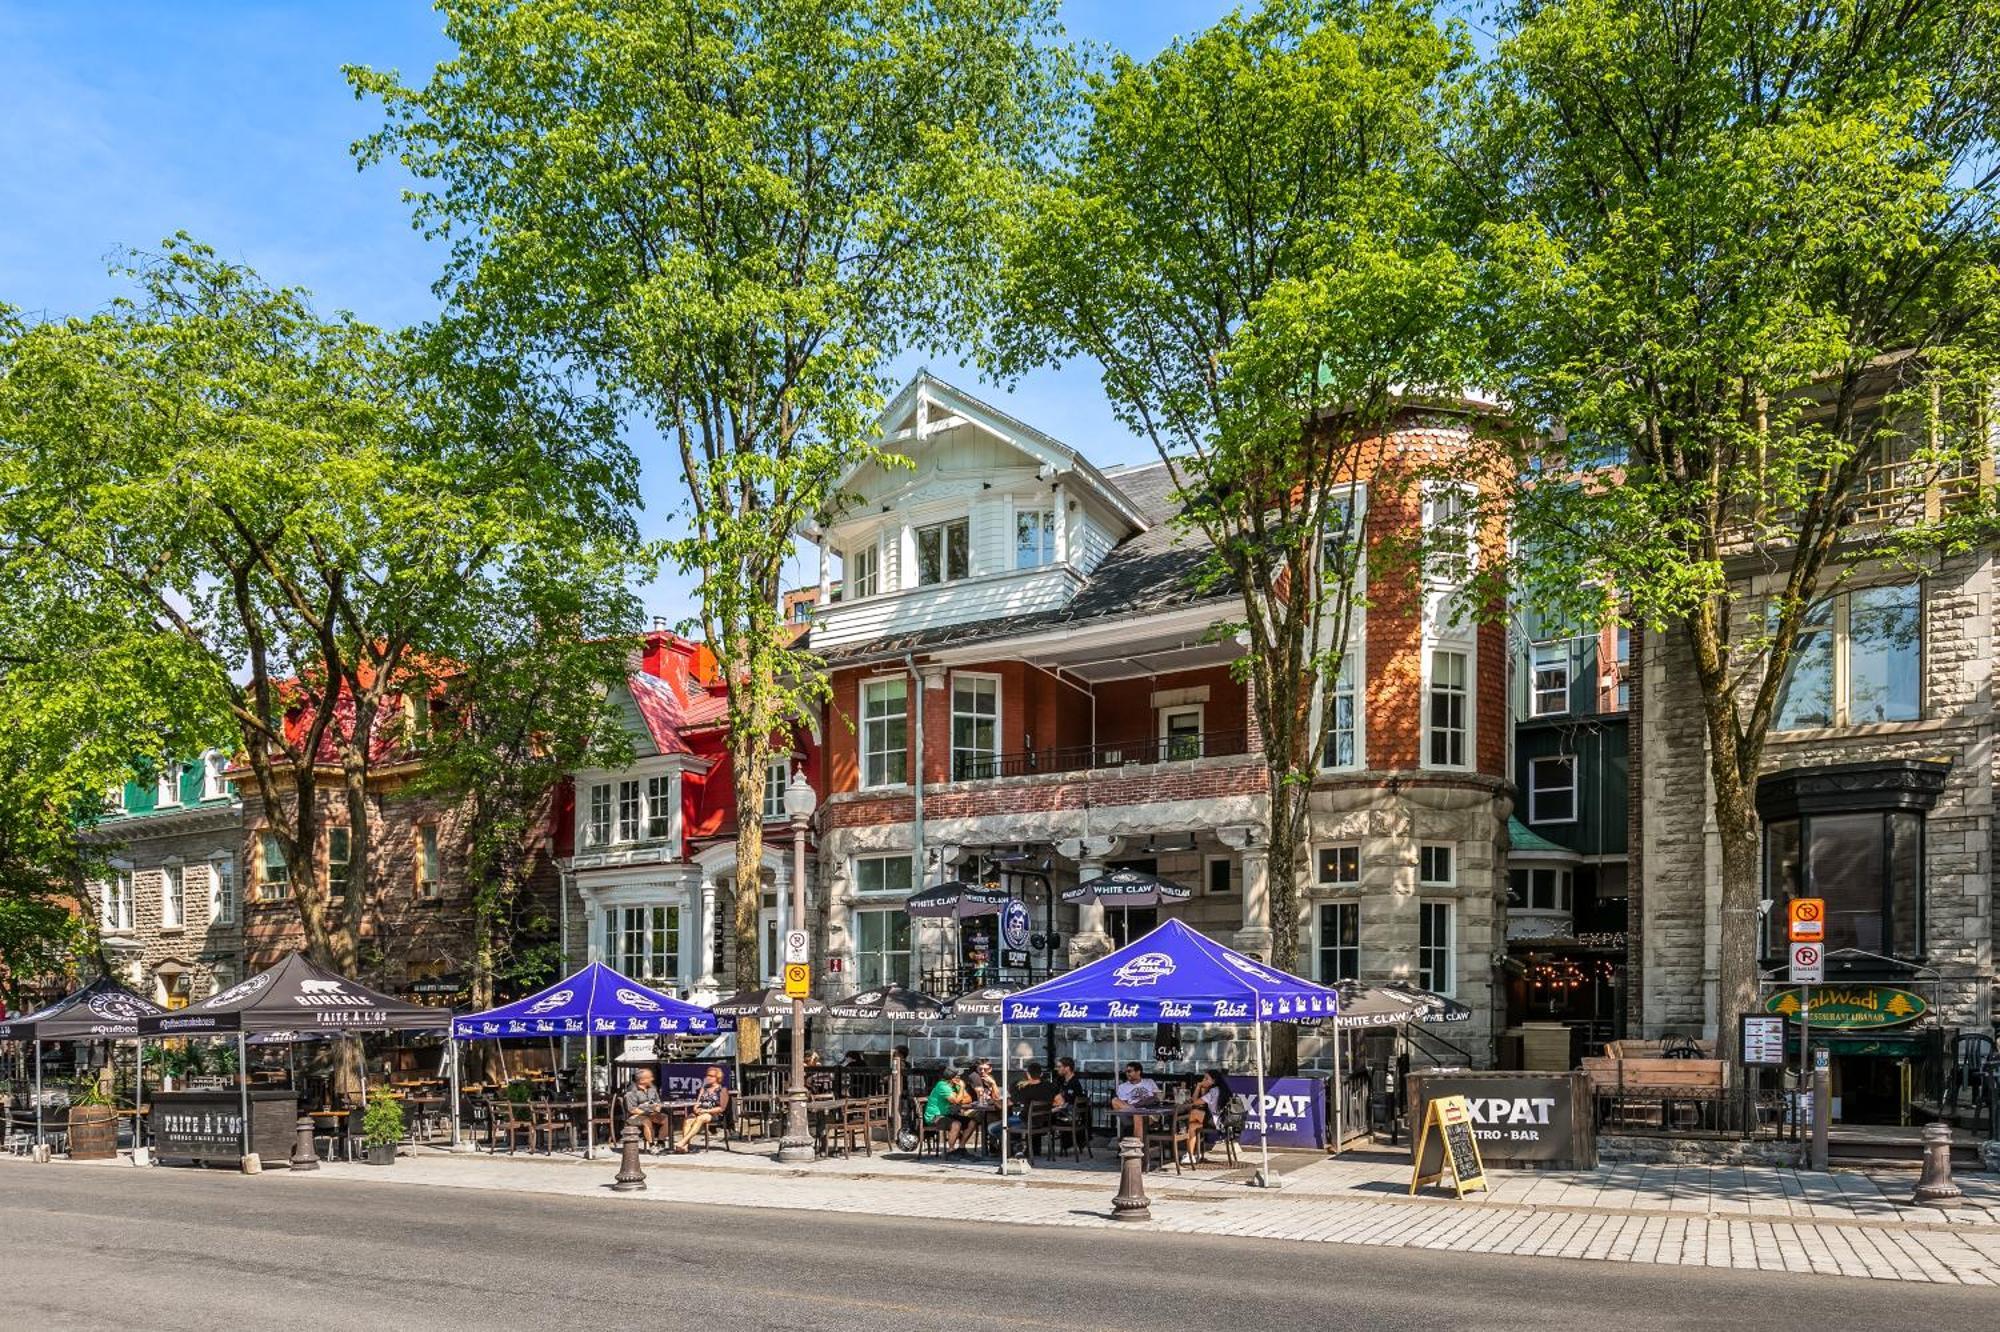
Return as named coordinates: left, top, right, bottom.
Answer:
left=362, top=1095, right=405, bottom=1165
left=67, top=1075, right=117, bottom=1161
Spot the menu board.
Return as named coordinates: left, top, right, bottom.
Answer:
left=1740, top=1013, right=1789, bottom=1065
left=1409, top=1093, right=1488, bottom=1198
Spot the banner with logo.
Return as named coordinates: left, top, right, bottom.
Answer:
left=450, top=960, right=717, bottom=1040
left=998, top=919, right=1340, bottom=1025
left=1238, top=1076, right=1326, bottom=1148
left=138, top=951, right=451, bottom=1037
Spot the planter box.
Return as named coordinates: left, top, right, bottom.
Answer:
left=67, top=1105, right=118, bottom=1161
left=364, top=1144, right=397, bottom=1166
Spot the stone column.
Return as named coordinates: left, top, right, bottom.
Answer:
left=696, top=877, right=719, bottom=993
left=1057, top=834, right=1119, bottom=963
left=1220, top=826, right=1271, bottom=960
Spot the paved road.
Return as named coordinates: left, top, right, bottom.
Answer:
left=4, top=1167, right=1992, bottom=1330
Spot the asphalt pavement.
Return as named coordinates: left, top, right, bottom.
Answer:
left=3, top=1165, right=1993, bottom=1330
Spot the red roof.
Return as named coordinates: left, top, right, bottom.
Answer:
left=626, top=673, right=695, bottom=757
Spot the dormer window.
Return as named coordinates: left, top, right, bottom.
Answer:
left=916, top=519, right=969, bottom=586
left=200, top=750, right=229, bottom=801
left=847, top=543, right=879, bottom=598
left=156, top=761, right=183, bottom=808
left=1015, top=510, right=1055, bottom=569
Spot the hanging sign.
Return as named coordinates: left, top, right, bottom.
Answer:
left=1786, top=897, right=1825, bottom=942
left=1765, top=986, right=1927, bottom=1030
left=782, top=963, right=811, bottom=998
left=1409, top=1094, right=1487, bottom=1198
left=1001, top=899, right=1031, bottom=952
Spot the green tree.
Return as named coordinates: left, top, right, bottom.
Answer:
left=1464, top=0, right=2000, bottom=1061
left=992, top=0, right=1478, bottom=1070
left=0, top=241, right=638, bottom=1015
left=350, top=0, right=1069, bottom=1044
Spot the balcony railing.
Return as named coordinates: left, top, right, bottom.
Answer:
left=948, top=727, right=1252, bottom=783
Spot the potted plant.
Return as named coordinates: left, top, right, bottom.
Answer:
left=362, top=1095, right=405, bottom=1165
left=67, top=1073, right=118, bottom=1161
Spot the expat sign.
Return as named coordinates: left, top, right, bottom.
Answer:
left=1237, top=1076, right=1326, bottom=1149
left=1410, top=1094, right=1487, bottom=1198
left=656, top=1062, right=734, bottom=1100
left=1765, top=986, right=1927, bottom=1031
left=1408, top=1072, right=1593, bottom=1169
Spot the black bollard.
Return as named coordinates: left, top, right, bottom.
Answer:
left=290, top=1116, right=320, bottom=1172
left=611, top=1120, right=648, bottom=1193
left=1910, top=1121, right=1963, bottom=1208
left=1111, top=1136, right=1151, bottom=1222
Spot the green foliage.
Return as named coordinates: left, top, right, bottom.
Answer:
left=363, top=1094, right=406, bottom=1149
left=69, top=1074, right=111, bottom=1109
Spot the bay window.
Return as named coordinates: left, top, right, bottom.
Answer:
left=616, top=780, right=642, bottom=843
left=647, top=774, right=674, bottom=840
left=1426, top=650, right=1469, bottom=768
left=586, top=784, right=612, bottom=848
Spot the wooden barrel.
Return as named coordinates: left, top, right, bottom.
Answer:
left=68, top=1105, right=119, bottom=1160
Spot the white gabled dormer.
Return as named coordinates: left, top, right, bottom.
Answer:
left=810, top=373, right=1149, bottom=648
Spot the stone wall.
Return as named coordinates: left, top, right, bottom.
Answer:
left=87, top=804, right=243, bottom=1003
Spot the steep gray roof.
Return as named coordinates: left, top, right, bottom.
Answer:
left=816, top=461, right=1230, bottom=666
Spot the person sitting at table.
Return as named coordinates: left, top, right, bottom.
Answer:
left=1175, top=1069, right=1231, bottom=1166
left=965, top=1058, right=1001, bottom=1108
left=1109, top=1062, right=1160, bottom=1135
left=621, top=1068, right=669, bottom=1150
left=1050, top=1057, right=1087, bottom=1123
left=922, top=1069, right=977, bottom=1153
left=672, top=1065, right=730, bottom=1153
left=840, top=1050, right=867, bottom=1069
left=1006, top=1062, right=1049, bottom=1129
left=803, top=1050, right=823, bottom=1068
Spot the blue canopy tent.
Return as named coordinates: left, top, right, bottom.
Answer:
left=451, top=962, right=717, bottom=1158
left=999, top=919, right=1340, bottom=1186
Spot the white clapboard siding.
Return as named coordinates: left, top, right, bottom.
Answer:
left=814, top=566, right=1083, bottom=648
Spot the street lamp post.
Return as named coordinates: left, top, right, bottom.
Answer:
left=776, top=770, right=818, bottom=1165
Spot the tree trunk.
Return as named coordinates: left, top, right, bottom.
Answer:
left=1265, top=772, right=1308, bottom=1077
left=731, top=730, right=768, bottom=1064
left=1685, top=612, right=1763, bottom=1069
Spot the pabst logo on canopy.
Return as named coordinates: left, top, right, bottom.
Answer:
left=526, top=988, right=573, bottom=1014
left=1224, top=954, right=1280, bottom=984
left=1056, top=1002, right=1089, bottom=1019
left=1160, top=1001, right=1193, bottom=1018
left=614, top=988, right=662, bottom=1012
left=1112, top=952, right=1175, bottom=987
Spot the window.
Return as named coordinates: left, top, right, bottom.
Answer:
left=1427, top=650, right=1469, bottom=767
left=407, top=691, right=431, bottom=741
left=1160, top=705, right=1204, bottom=761
left=156, top=761, right=183, bottom=808
left=790, top=597, right=813, bottom=625
left=762, top=758, right=790, bottom=821
left=1614, top=627, right=1631, bottom=711
left=916, top=518, right=970, bottom=585
left=258, top=833, right=290, bottom=900
left=416, top=825, right=441, bottom=900
left=1320, top=491, right=1362, bottom=582
left=1530, top=640, right=1570, bottom=716
left=208, top=860, right=235, bottom=925
left=1774, top=583, right=1921, bottom=730
left=1205, top=855, right=1233, bottom=895
left=1423, top=486, right=1474, bottom=584
left=1419, top=901, right=1455, bottom=995
left=610, top=905, right=680, bottom=983
left=1316, top=845, right=1359, bottom=888
left=586, top=784, right=612, bottom=848
left=647, top=774, right=674, bottom=840
left=861, top=677, right=909, bottom=787
left=1316, top=902, right=1359, bottom=983
left=616, top=779, right=642, bottom=843
left=200, top=750, right=229, bottom=801
left=847, top=542, right=880, bottom=599
left=1419, top=845, right=1454, bottom=887
left=854, top=908, right=913, bottom=988
left=1321, top=657, right=1357, bottom=769
left=103, top=871, right=134, bottom=932
left=160, top=864, right=184, bottom=929
left=326, top=827, right=351, bottom=902
left=1764, top=810, right=1924, bottom=959
left=951, top=675, right=1000, bottom=780
left=107, top=782, right=126, bottom=814
left=853, top=855, right=914, bottom=896
left=1015, top=509, right=1055, bottom=569
left=1529, top=755, right=1577, bottom=823
left=1508, top=867, right=1572, bottom=912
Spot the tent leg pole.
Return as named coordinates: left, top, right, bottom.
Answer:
left=135, top=1040, right=144, bottom=1153
left=999, top=1022, right=1009, bottom=1175
left=1331, top=1025, right=1342, bottom=1157
left=237, top=1033, right=250, bottom=1162
left=34, top=1041, right=43, bottom=1148
left=1253, top=1020, right=1273, bottom=1189
left=449, top=1036, right=461, bottom=1150
left=584, top=1036, right=594, bottom=1161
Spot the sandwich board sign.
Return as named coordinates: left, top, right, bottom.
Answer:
left=1410, top=1094, right=1488, bottom=1199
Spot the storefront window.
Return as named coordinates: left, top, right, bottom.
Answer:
left=1763, top=810, right=1924, bottom=958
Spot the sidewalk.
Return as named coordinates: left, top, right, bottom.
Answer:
left=234, top=1137, right=2000, bottom=1285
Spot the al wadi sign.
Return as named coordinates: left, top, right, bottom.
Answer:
left=1765, top=986, right=1928, bottom=1030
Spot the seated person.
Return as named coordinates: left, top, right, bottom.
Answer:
left=1007, top=1062, right=1055, bottom=1129
left=922, top=1069, right=978, bottom=1153
left=621, top=1068, right=669, bottom=1149
left=840, top=1050, right=868, bottom=1068
left=1175, top=1069, right=1231, bottom=1166
left=1109, top=1062, right=1161, bottom=1134
left=671, top=1065, right=731, bottom=1153
left=1050, top=1056, right=1088, bottom=1121
left=964, top=1058, right=1001, bottom=1111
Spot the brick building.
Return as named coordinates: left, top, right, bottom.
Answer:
left=799, top=373, right=1512, bottom=1064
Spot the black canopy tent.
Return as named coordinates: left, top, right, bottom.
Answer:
left=136, top=953, right=454, bottom=1160
left=0, top=976, right=164, bottom=1150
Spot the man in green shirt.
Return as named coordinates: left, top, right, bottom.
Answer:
left=923, top=1069, right=976, bottom=1153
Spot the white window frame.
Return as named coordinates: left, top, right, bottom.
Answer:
left=616, top=779, right=643, bottom=844
left=208, top=857, right=235, bottom=926
left=762, top=757, right=790, bottom=822
left=608, top=904, right=681, bottom=985
left=847, top=540, right=881, bottom=599
left=1320, top=654, right=1361, bottom=770
left=103, top=869, right=134, bottom=933
left=1419, top=900, right=1456, bottom=996
left=1513, top=866, right=1572, bottom=913
left=1529, top=754, right=1578, bottom=824
left=852, top=854, right=915, bottom=898
left=160, top=863, right=184, bottom=929
left=852, top=906, right=913, bottom=989
left=860, top=677, right=909, bottom=789
left=258, top=832, right=290, bottom=900
left=1015, top=508, right=1056, bottom=570
left=1530, top=640, right=1570, bottom=717
left=1315, top=844, right=1360, bottom=889
left=1204, top=854, right=1234, bottom=896
left=416, top=824, right=442, bottom=900
left=1314, top=901, right=1360, bottom=984
left=156, top=761, right=183, bottom=808
left=1159, top=704, right=1205, bottom=761
left=585, top=784, right=612, bottom=848
left=915, top=517, right=971, bottom=586
left=200, top=750, right=229, bottom=801
left=326, top=827, right=351, bottom=902
left=950, top=673, right=1002, bottom=781
left=646, top=774, right=674, bottom=840
left=1425, top=649, right=1470, bottom=770
left=1418, top=844, right=1455, bottom=888
left=1422, top=483, right=1476, bottom=585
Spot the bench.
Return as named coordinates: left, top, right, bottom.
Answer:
left=1583, top=1057, right=1729, bottom=1130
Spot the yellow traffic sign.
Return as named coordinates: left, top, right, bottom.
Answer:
left=783, top=963, right=811, bottom=998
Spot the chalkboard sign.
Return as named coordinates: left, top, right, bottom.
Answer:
left=1409, top=1094, right=1487, bottom=1198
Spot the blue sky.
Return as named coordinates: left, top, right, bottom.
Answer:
left=0, top=2, right=1458, bottom=624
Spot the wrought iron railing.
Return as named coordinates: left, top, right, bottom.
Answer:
left=947, top=727, right=1253, bottom=783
